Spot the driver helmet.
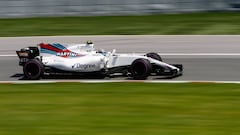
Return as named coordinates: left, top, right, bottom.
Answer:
left=86, top=40, right=93, bottom=45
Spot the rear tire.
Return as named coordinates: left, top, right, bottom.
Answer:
left=131, top=59, right=152, bottom=80
left=146, top=52, right=162, bottom=61
left=23, top=59, right=44, bottom=80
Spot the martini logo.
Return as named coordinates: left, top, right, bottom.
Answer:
left=57, top=52, right=78, bottom=57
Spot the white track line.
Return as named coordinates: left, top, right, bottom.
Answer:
left=0, top=55, right=17, bottom=57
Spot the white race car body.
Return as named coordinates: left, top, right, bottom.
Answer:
left=16, top=42, right=182, bottom=80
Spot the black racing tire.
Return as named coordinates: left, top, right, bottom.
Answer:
left=131, top=58, right=152, bottom=80
left=146, top=52, right=162, bottom=61
left=23, top=59, right=44, bottom=80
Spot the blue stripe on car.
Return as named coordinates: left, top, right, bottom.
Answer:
left=40, top=48, right=57, bottom=55
left=52, top=43, right=67, bottom=50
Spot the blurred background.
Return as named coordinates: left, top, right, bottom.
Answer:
left=1, top=1, right=240, bottom=135
left=0, top=0, right=239, bottom=18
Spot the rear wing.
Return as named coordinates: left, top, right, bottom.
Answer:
left=16, top=47, right=40, bottom=66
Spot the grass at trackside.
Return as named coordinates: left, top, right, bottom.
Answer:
left=1, top=12, right=240, bottom=36
left=0, top=83, right=240, bottom=135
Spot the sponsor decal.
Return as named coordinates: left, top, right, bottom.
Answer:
left=72, top=63, right=96, bottom=70
left=19, top=58, right=28, bottom=63
left=17, top=52, right=29, bottom=57
left=40, top=43, right=84, bottom=58
left=57, top=52, right=78, bottom=57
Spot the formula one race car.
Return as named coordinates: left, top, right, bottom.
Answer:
left=16, top=41, right=183, bottom=80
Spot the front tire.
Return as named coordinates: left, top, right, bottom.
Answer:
left=131, top=59, right=152, bottom=80
left=23, top=59, right=44, bottom=80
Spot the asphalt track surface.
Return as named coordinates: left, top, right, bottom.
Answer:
left=1, top=35, right=240, bottom=81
